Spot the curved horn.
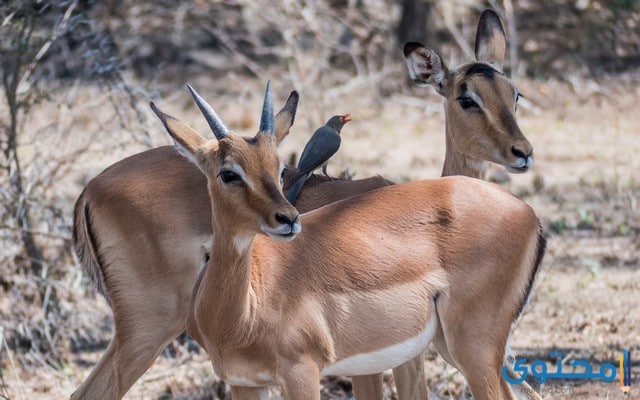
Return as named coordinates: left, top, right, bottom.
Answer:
left=186, top=84, right=229, bottom=140
left=259, top=81, right=275, bottom=135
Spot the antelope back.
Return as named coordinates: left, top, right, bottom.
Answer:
left=404, top=9, right=533, bottom=173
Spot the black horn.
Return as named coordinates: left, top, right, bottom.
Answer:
left=259, top=81, right=275, bottom=135
left=186, top=84, right=229, bottom=140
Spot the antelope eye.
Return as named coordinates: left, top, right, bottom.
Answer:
left=458, top=96, right=478, bottom=110
left=219, top=170, right=242, bottom=184
left=515, top=92, right=522, bottom=111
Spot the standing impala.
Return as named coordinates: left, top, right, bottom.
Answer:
left=378, top=9, right=537, bottom=399
left=71, top=10, right=537, bottom=399
left=151, top=81, right=545, bottom=400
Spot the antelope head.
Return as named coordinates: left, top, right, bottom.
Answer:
left=150, top=82, right=301, bottom=243
left=404, top=9, right=533, bottom=174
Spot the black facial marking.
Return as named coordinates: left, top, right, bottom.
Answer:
left=244, top=136, right=258, bottom=145
left=464, top=63, right=501, bottom=80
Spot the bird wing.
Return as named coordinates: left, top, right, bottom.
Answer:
left=296, top=127, right=341, bottom=175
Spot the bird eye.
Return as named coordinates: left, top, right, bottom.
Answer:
left=339, top=117, right=344, bottom=123
left=458, top=96, right=478, bottom=110
left=219, top=170, right=242, bottom=184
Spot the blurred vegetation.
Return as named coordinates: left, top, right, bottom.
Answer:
left=0, top=1, right=129, bottom=378
left=0, top=0, right=638, bottom=394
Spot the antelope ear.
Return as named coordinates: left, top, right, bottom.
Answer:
left=404, top=42, right=449, bottom=96
left=475, top=9, right=506, bottom=70
left=274, top=90, right=299, bottom=144
left=150, top=102, right=209, bottom=167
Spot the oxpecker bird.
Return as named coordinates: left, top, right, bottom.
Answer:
left=286, top=114, right=351, bottom=204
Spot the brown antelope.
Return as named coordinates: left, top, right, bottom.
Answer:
left=151, top=81, right=545, bottom=400
left=379, top=9, right=537, bottom=399
left=71, top=9, right=537, bottom=399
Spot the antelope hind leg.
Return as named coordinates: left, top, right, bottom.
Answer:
left=352, top=373, right=384, bottom=399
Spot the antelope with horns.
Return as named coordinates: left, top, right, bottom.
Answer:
left=71, top=9, right=537, bottom=399
left=152, top=82, right=545, bottom=400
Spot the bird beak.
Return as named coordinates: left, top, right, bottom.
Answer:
left=343, top=114, right=352, bottom=123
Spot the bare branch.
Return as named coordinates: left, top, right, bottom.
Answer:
left=17, top=0, right=79, bottom=94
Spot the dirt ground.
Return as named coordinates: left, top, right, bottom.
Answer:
left=1, top=74, right=639, bottom=399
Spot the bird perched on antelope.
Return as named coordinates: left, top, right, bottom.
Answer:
left=286, top=114, right=351, bottom=204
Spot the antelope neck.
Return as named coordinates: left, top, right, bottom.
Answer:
left=201, top=211, right=258, bottom=343
left=441, top=122, right=488, bottom=180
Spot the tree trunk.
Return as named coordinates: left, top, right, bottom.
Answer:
left=397, top=0, right=432, bottom=45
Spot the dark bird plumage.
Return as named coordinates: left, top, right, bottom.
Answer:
left=286, top=114, right=351, bottom=204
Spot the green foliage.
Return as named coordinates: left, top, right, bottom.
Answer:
left=549, top=217, right=570, bottom=234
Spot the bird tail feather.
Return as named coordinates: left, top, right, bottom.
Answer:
left=286, top=176, right=306, bottom=204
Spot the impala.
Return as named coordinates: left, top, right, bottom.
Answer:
left=151, top=81, right=545, bottom=400
left=71, top=10, right=537, bottom=399
left=382, top=9, right=537, bottom=399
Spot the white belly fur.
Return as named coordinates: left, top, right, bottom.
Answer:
left=321, top=315, right=437, bottom=376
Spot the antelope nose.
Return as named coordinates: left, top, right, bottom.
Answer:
left=275, top=211, right=301, bottom=235
left=280, top=211, right=301, bottom=236
left=511, top=145, right=534, bottom=169
left=276, top=211, right=298, bottom=226
left=511, top=146, right=532, bottom=159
